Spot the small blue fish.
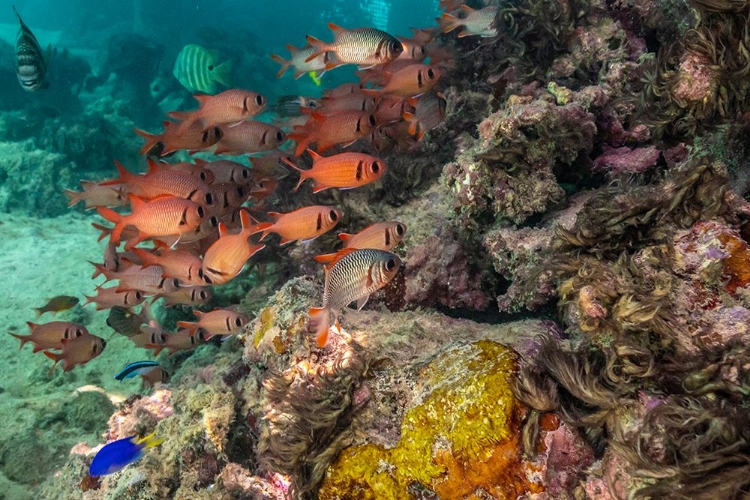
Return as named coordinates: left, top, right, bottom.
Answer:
left=114, top=361, right=159, bottom=381
left=89, top=433, right=163, bottom=476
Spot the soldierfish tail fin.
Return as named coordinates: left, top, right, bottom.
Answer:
left=281, top=156, right=308, bottom=191
left=288, top=132, right=312, bottom=156
left=64, top=189, right=84, bottom=208
left=213, top=60, right=233, bottom=88
left=134, top=128, right=161, bottom=156
left=135, top=432, right=164, bottom=449
left=308, top=306, right=331, bottom=347
left=439, top=12, right=463, bottom=34
left=96, top=207, right=125, bottom=243
left=91, top=223, right=110, bottom=242
left=304, top=35, right=329, bottom=63
left=270, top=53, right=291, bottom=78
left=8, top=332, right=30, bottom=349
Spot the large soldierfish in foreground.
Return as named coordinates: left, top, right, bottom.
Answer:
left=13, top=6, right=51, bottom=91
left=309, top=249, right=401, bottom=347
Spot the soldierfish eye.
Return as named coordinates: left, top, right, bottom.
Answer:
left=235, top=317, right=243, bottom=327
left=204, top=192, right=214, bottom=205
left=213, top=127, right=223, bottom=140
left=385, top=258, right=396, bottom=271
left=427, top=68, right=435, bottom=79
left=197, top=206, right=205, bottom=218
left=368, top=114, right=376, bottom=126
left=200, top=290, right=208, bottom=299
left=371, top=161, right=381, bottom=173
left=172, top=278, right=180, bottom=288
left=396, top=223, right=405, bottom=236
left=255, top=94, right=265, bottom=106
left=208, top=216, right=219, bottom=227
left=135, top=291, right=143, bottom=300
left=276, top=131, right=284, bottom=142
left=329, top=210, right=338, bottom=222
left=236, top=186, right=245, bottom=197
left=242, top=168, right=250, bottom=179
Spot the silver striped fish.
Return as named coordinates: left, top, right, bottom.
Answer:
left=172, top=44, right=232, bottom=95
left=306, top=23, right=403, bottom=70
left=309, top=249, right=401, bottom=347
left=13, top=6, right=51, bottom=91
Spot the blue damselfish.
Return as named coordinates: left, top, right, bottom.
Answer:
left=89, top=433, right=163, bottom=476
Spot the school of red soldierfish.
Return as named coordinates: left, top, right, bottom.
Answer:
left=10, top=2, right=498, bottom=377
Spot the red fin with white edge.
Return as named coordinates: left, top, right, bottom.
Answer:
left=308, top=306, right=330, bottom=347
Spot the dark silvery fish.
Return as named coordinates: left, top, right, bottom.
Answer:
left=107, top=306, right=147, bottom=337
left=13, top=6, right=51, bottom=91
left=309, top=249, right=401, bottom=347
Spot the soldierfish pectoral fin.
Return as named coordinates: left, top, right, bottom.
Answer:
left=356, top=295, right=369, bottom=311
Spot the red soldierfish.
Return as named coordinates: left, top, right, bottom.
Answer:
left=167, top=89, right=267, bottom=132
left=212, top=121, right=286, bottom=155
left=101, top=160, right=215, bottom=207
left=145, top=328, right=206, bottom=355
left=283, top=150, right=386, bottom=193
left=305, top=23, right=403, bottom=70
left=9, top=321, right=87, bottom=353
left=201, top=210, right=267, bottom=285
left=362, top=63, right=442, bottom=97
left=315, top=221, right=407, bottom=265
left=259, top=205, right=342, bottom=245
left=176, top=308, right=250, bottom=338
left=132, top=247, right=206, bottom=286
left=309, top=249, right=401, bottom=347
left=289, top=110, right=375, bottom=156
left=134, top=121, right=223, bottom=157
left=65, top=181, right=126, bottom=209
left=96, top=194, right=207, bottom=250
left=84, top=286, right=145, bottom=310
left=44, top=333, right=106, bottom=374
left=403, top=91, right=447, bottom=140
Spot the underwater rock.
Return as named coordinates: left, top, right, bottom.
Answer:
left=444, top=93, right=594, bottom=226
left=485, top=191, right=591, bottom=313
left=318, top=340, right=530, bottom=499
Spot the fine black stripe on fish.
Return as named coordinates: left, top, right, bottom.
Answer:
left=114, top=361, right=160, bottom=381
left=13, top=6, right=51, bottom=91
left=308, top=249, right=401, bottom=347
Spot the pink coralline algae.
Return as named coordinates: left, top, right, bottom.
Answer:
left=104, top=389, right=173, bottom=441
left=592, top=145, right=661, bottom=178
left=404, top=230, right=490, bottom=310
left=670, top=51, right=718, bottom=106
